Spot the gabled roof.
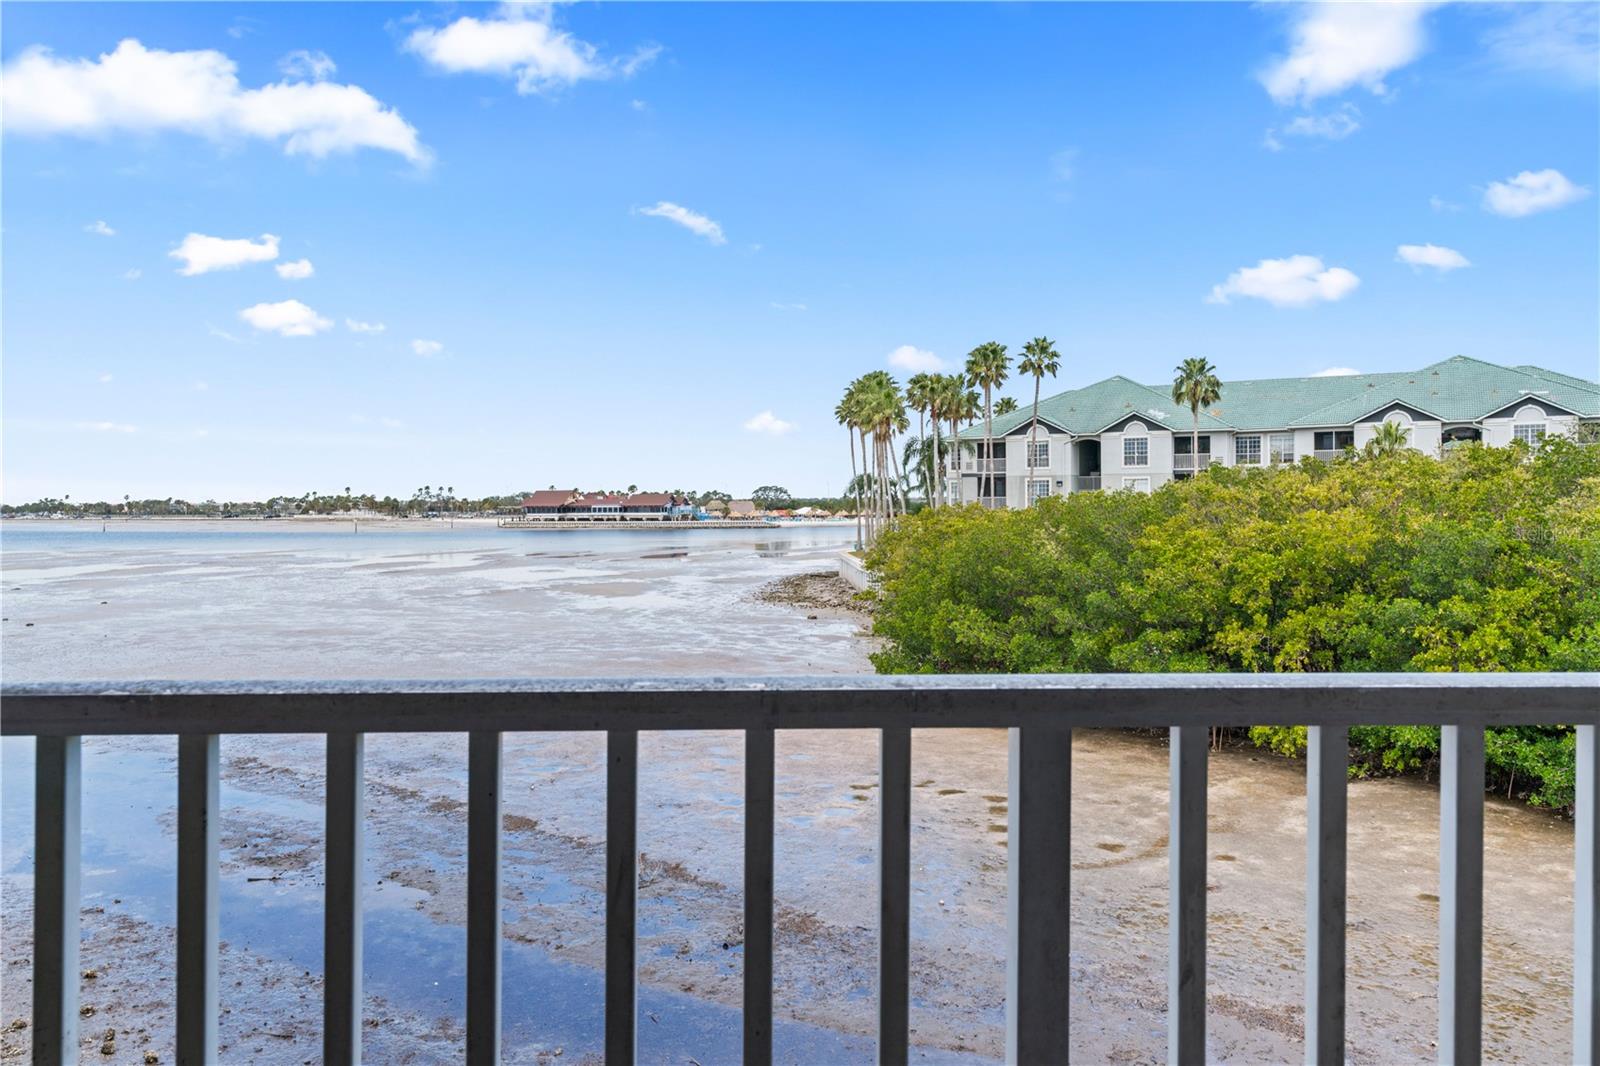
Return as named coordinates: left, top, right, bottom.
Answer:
left=959, top=356, right=1598, bottom=438
left=522, top=489, right=577, bottom=508
left=965, top=376, right=1232, bottom=438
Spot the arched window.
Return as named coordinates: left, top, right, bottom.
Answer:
left=1513, top=405, right=1546, bottom=446
left=1122, top=421, right=1149, bottom=467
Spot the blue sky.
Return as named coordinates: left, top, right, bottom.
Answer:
left=3, top=1, right=1596, bottom=502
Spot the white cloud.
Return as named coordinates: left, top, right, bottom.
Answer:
left=637, top=201, right=725, bottom=244
left=1312, top=366, right=1361, bottom=377
left=345, top=318, right=387, bottom=334
left=619, top=45, right=663, bottom=78
left=1259, top=2, right=1434, bottom=106
left=886, top=345, right=944, bottom=372
left=1, top=39, right=429, bottom=164
left=411, top=338, right=444, bottom=357
left=1050, top=147, right=1078, bottom=182
left=743, top=411, right=794, bottom=435
left=239, top=299, right=332, bottom=337
left=1429, top=194, right=1462, bottom=213
left=1284, top=109, right=1360, bottom=140
left=170, top=232, right=279, bottom=275
left=278, top=49, right=336, bottom=82
left=1396, top=243, right=1470, bottom=271
left=404, top=7, right=655, bottom=95
left=275, top=258, right=314, bottom=280
left=122, top=268, right=142, bottom=280
left=1207, top=255, right=1360, bottom=308
left=77, top=421, right=138, bottom=433
left=84, top=219, right=115, bottom=236
left=1482, top=168, right=1591, bottom=218
left=1483, top=4, right=1598, bottom=88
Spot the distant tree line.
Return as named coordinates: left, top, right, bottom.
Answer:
left=864, top=437, right=1599, bottom=810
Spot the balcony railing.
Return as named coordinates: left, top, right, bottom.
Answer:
left=4, top=675, right=1596, bottom=1066
left=1071, top=475, right=1102, bottom=492
left=1314, top=449, right=1346, bottom=462
left=1173, top=453, right=1215, bottom=472
left=978, top=496, right=1007, bottom=509
left=960, top=459, right=1006, bottom=476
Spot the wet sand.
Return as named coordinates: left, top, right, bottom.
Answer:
left=0, top=525, right=1579, bottom=1063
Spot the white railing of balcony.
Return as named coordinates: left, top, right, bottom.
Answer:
left=1173, top=454, right=1213, bottom=472
left=1071, top=475, right=1102, bottom=492
left=5, top=675, right=1596, bottom=1066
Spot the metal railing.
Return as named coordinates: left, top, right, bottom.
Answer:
left=1314, top=449, right=1346, bottom=462
left=978, top=496, right=1007, bottom=509
left=1172, top=453, right=1212, bottom=471
left=4, top=675, right=1596, bottom=1066
left=1071, top=475, right=1102, bottom=492
left=960, top=459, right=1006, bottom=475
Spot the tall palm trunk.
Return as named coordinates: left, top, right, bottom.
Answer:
left=888, top=429, right=910, bottom=516
left=859, top=426, right=873, bottom=544
left=848, top=428, right=862, bottom=549
left=1192, top=410, right=1200, bottom=476
left=982, top=385, right=994, bottom=504
left=930, top=414, right=942, bottom=509
left=1028, top=374, right=1042, bottom=493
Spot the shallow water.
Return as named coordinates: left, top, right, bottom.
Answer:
left=0, top=520, right=869, bottom=679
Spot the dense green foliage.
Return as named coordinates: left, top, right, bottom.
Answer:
left=865, top=440, right=1600, bottom=808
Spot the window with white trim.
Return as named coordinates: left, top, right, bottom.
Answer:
left=1235, top=435, right=1261, bottom=465
left=1028, top=479, right=1051, bottom=504
left=1269, top=433, right=1295, bottom=463
left=1028, top=440, right=1049, bottom=467
left=1123, top=436, right=1148, bottom=467
left=1514, top=423, right=1544, bottom=446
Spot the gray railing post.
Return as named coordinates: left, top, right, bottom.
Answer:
left=743, top=726, right=775, bottom=1066
left=1305, top=726, right=1348, bottom=1065
left=878, top=725, right=911, bottom=1066
left=466, top=731, right=502, bottom=1063
left=324, top=732, right=365, bottom=1066
left=176, top=734, right=220, bottom=1065
left=32, top=736, right=81, bottom=1066
left=1005, top=724, right=1072, bottom=1064
left=1439, top=724, right=1484, bottom=1065
left=1576, top=723, right=1597, bottom=1066
left=1168, top=726, right=1207, bottom=1065
left=607, top=729, right=639, bottom=1065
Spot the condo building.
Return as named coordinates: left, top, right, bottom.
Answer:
left=952, top=356, right=1599, bottom=507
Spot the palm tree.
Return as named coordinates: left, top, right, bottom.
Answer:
left=1365, top=420, right=1409, bottom=458
left=1170, top=357, right=1222, bottom=478
left=994, top=397, right=1019, bottom=416
left=836, top=382, right=866, bottom=547
left=905, top=374, right=935, bottom=506
left=964, top=343, right=1010, bottom=500
left=1017, top=337, right=1062, bottom=493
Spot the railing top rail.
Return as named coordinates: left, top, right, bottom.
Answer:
left=3, top=674, right=1594, bottom=736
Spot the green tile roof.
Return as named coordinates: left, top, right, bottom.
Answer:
left=960, top=356, right=1599, bottom=438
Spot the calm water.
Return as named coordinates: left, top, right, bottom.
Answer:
left=0, top=519, right=869, bottom=680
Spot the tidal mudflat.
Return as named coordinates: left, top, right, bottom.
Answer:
left=0, top=522, right=1578, bottom=1063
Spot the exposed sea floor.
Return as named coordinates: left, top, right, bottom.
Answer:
left=0, top=521, right=1579, bottom=1063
